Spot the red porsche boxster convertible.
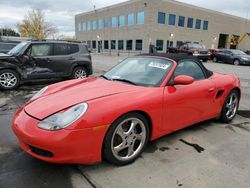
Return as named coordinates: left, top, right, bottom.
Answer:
left=12, top=54, right=241, bottom=165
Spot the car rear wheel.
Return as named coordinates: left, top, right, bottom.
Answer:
left=213, top=57, right=217, bottom=62
left=233, top=59, right=240, bottom=66
left=0, top=69, right=20, bottom=90
left=103, top=113, right=149, bottom=166
left=72, top=67, right=88, bottom=79
left=220, top=90, right=239, bottom=123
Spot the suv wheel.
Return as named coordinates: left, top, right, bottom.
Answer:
left=72, top=67, right=88, bottom=79
left=233, top=59, right=240, bottom=66
left=0, top=69, right=20, bottom=90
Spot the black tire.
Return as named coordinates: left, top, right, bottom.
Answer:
left=0, top=69, right=20, bottom=90
left=71, top=67, right=88, bottom=79
left=103, top=113, right=150, bottom=166
left=220, top=90, right=240, bottom=123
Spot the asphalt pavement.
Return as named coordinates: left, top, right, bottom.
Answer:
left=0, top=54, right=250, bottom=188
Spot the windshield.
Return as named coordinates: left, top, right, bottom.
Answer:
left=231, top=50, right=246, bottom=55
left=188, top=43, right=204, bottom=49
left=103, top=57, right=173, bottom=87
left=8, top=41, right=29, bottom=55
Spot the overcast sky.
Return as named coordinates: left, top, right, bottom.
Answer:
left=0, top=0, right=249, bottom=37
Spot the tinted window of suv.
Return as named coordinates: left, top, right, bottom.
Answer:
left=30, top=44, right=53, bottom=57
left=54, top=43, right=71, bottom=55
left=53, top=43, right=79, bottom=55
left=70, top=44, right=79, bottom=54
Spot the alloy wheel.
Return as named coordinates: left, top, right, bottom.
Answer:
left=225, top=92, right=238, bottom=119
left=234, top=60, right=240, bottom=66
left=0, top=72, right=18, bottom=88
left=74, top=69, right=87, bottom=79
left=111, top=118, right=147, bottom=161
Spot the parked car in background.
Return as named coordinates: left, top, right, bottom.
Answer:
left=245, top=50, right=250, bottom=55
left=208, top=48, right=221, bottom=60
left=213, top=49, right=250, bottom=66
left=12, top=54, right=241, bottom=166
left=0, top=40, right=92, bottom=90
left=167, top=43, right=210, bottom=62
left=0, top=41, right=19, bottom=53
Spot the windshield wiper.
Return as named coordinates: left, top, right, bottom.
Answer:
left=100, top=75, right=110, bottom=80
left=112, top=78, right=137, bottom=85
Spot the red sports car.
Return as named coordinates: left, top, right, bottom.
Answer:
left=12, top=54, right=241, bottom=165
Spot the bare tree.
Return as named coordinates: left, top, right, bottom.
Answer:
left=17, top=9, right=57, bottom=40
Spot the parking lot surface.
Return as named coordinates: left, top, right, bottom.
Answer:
left=0, top=54, right=250, bottom=188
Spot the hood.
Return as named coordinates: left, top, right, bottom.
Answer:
left=0, top=53, right=11, bottom=60
left=238, top=54, right=250, bottom=59
left=24, top=77, right=142, bottom=120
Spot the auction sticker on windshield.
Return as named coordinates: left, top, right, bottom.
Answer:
left=148, top=62, right=169, bottom=70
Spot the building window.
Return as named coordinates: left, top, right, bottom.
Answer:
left=92, top=21, right=97, bottom=30
left=118, top=40, right=124, bottom=50
left=104, top=18, right=109, bottom=28
left=136, top=11, right=144, bottom=24
left=126, top=40, right=133, bottom=50
left=158, top=12, right=166, bottom=24
left=178, top=16, right=185, bottom=27
left=82, top=22, right=86, bottom=31
left=187, top=17, right=193, bottom=28
left=78, top=23, right=81, bottom=32
left=195, top=19, right=201, bottom=29
left=87, top=41, right=91, bottom=48
left=127, top=13, right=134, bottom=26
left=156, top=40, right=164, bottom=51
left=135, top=40, right=143, bottom=50
left=111, top=17, right=117, bottom=28
left=118, top=15, right=125, bottom=27
left=176, top=41, right=183, bottom=47
left=92, top=41, right=96, bottom=49
left=98, top=19, right=103, bottom=29
left=111, top=40, right=116, bottom=49
left=167, top=40, right=174, bottom=47
left=169, top=14, right=176, bottom=26
left=87, top=21, right=91, bottom=30
left=104, top=40, right=109, bottom=49
left=203, top=20, right=209, bottom=30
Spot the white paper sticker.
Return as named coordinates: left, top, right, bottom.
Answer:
left=148, top=62, right=169, bottom=70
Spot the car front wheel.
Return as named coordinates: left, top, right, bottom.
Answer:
left=0, top=69, right=20, bottom=90
left=103, top=113, right=149, bottom=166
left=72, top=67, right=88, bottom=79
left=220, top=90, right=239, bottom=123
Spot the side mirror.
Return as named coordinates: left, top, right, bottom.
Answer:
left=173, top=75, right=194, bottom=85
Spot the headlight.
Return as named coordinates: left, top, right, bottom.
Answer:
left=37, top=103, right=88, bottom=131
left=241, top=57, right=248, bottom=61
left=30, top=86, right=48, bottom=101
left=193, top=50, right=199, bottom=54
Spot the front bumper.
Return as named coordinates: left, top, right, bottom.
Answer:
left=12, top=107, right=108, bottom=164
left=240, top=60, right=250, bottom=65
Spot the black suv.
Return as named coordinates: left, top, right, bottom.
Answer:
left=0, top=41, right=92, bottom=90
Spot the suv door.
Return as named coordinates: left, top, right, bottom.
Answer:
left=48, top=43, right=80, bottom=77
left=163, top=60, right=216, bottom=131
left=25, top=43, right=55, bottom=79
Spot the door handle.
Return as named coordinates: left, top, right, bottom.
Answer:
left=208, top=88, right=215, bottom=92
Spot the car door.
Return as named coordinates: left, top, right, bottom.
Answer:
left=163, top=60, right=216, bottom=131
left=223, top=50, right=234, bottom=64
left=25, top=43, right=55, bottom=79
left=48, top=43, right=79, bottom=77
